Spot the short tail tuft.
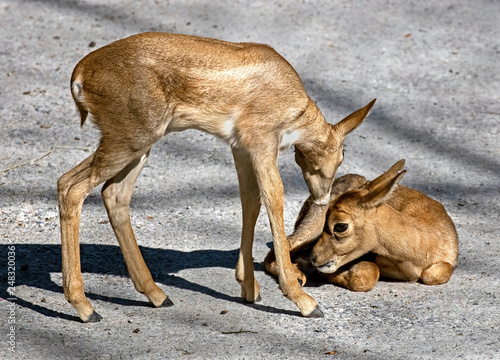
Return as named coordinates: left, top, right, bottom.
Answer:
left=71, top=81, right=89, bottom=127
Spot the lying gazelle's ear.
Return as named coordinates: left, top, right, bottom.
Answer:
left=330, top=174, right=367, bottom=198
left=331, top=99, right=376, bottom=137
left=367, top=159, right=405, bottom=190
left=360, top=163, right=406, bottom=209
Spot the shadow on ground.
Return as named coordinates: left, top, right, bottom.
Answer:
left=0, top=244, right=301, bottom=322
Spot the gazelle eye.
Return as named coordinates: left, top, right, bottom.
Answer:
left=334, top=223, right=348, bottom=233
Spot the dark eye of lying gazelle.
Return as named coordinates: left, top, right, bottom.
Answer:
left=334, top=223, right=348, bottom=233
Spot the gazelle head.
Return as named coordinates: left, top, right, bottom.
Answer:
left=310, top=160, right=406, bottom=273
left=295, top=99, right=376, bottom=207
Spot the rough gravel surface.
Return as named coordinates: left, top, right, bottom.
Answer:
left=0, top=1, right=499, bottom=359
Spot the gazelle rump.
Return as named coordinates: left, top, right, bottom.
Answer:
left=58, top=32, right=374, bottom=322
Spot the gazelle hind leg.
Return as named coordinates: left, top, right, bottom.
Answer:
left=58, top=153, right=101, bottom=322
left=421, top=262, right=454, bottom=285
left=58, top=139, right=152, bottom=322
left=101, top=152, right=171, bottom=308
left=58, top=153, right=132, bottom=321
left=232, top=149, right=261, bottom=302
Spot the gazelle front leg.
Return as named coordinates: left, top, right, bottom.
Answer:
left=232, top=149, right=261, bottom=302
left=101, top=153, right=171, bottom=308
left=322, top=260, right=380, bottom=292
left=253, top=155, right=323, bottom=318
left=263, top=250, right=307, bottom=287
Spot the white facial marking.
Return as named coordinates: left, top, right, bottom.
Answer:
left=316, top=261, right=338, bottom=274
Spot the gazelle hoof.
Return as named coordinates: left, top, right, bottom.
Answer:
left=84, top=311, right=103, bottom=323
left=244, top=294, right=262, bottom=303
left=159, top=297, right=174, bottom=307
left=305, top=306, right=324, bottom=318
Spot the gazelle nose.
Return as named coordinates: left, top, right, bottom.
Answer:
left=310, top=255, right=318, bottom=265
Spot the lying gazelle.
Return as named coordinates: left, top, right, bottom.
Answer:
left=264, top=172, right=369, bottom=286
left=265, top=160, right=459, bottom=291
left=58, top=32, right=375, bottom=322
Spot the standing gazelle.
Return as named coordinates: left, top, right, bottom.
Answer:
left=58, top=32, right=374, bottom=322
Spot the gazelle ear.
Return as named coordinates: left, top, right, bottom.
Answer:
left=332, top=99, right=376, bottom=137
left=330, top=174, right=367, bottom=198
left=367, top=159, right=405, bottom=190
left=361, top=167, right=406, bottom=209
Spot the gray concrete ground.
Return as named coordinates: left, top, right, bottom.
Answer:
left=0, top=0, right=499, bottom=359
